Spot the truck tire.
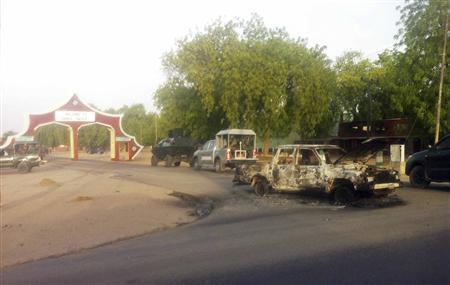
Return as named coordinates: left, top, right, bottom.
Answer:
left=17, top=161, right=31, bottom=173
left=254, top=180, right=269, bottom=197
left=409, top=165, right=430, bottom=188
left=164, top=155, right=173, bottom=167
left=151, top=155, right=158, bottom=166
left=333, top=186, right=355, bottom=205
left=192, top=158, right=201, bottom=170
left=214, top=158, right=223, bottom=173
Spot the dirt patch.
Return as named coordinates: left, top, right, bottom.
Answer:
left=38, top=178, right=58, bottom=187
left=72, top=196, right=94, bottom=202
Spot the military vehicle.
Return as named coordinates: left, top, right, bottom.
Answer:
left=0, top=141, right=41, bottom=173
left=151, top=129, right=196, bottom=167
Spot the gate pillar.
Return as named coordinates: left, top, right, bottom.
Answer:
left=69, top=126, right=79, bottom=160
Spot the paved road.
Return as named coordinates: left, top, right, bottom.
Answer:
left=2, top=159, right=450, bottom=284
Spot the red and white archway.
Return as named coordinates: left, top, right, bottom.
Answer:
left=1, top=94, right=143, bottom=161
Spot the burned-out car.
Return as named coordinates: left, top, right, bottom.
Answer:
left=235, top=143, right=400, bottom=203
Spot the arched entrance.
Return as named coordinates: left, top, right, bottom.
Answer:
left=1, top=95, right=143, bottom=161
left=35, top=122, right=72, bottom=159
left=78, top=123, right=112, bottom=159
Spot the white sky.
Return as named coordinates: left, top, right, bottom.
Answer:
left=0, top=0, right=402, bottom=133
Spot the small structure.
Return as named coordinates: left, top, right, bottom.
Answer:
left=296, top=118, right=432, bottom=155
left=1, top=94, right=143, bottom=161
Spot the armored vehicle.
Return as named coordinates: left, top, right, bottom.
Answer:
left=151, top=129, right=196, bottom=167
left=191, top=129, right=257, bottom=172
left=0, top=141, right=41, bottom=173
left=235, top=142, right=400, bottom=203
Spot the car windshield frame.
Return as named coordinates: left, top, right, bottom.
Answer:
left=314, top=147, right=347, bottom=164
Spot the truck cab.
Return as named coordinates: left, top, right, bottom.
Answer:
left=406, top=134, right=450, bottom=187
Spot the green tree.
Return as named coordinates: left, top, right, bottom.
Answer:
left=156, top=15, right=335, bottom=151
left=116, top=104, right=159, bottom=146
left=2, top=130, right=17, bottom=141
left=35, top=125, right=69, bottom=147
left=334, top=51, right=374, bottom=121
left=78, top=124, right=110, bottom=149
left=333, top=51, right=402, bottom=125
left=392, top=0, right=450, bottom=136
left=155, top=80, right=215, bottom=141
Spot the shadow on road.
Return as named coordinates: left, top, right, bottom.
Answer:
left=402, top=182, right=450, bottom=193
left=232, top=185, right=406, bottom=210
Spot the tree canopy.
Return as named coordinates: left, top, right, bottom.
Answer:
left=392, top=0, right=450, bottom=136
left=156, top=15, right=335, bottom=146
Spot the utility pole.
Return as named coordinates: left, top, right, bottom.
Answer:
left=435, top=6, right=449, bottom=143
left=154, top=114, right=158, bottom=145
left=368, top=89, right=372, bottom=136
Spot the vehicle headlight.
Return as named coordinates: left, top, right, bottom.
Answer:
left=367, top=176, right=374, bottom=183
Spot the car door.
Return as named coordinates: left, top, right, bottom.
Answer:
left=426, top=136, right=450, bottom=181
left=292, top=148, right=323, bottom=189
left=199, top=140, right=215, bottom=168
left=271, top=147, right=297, bottom=190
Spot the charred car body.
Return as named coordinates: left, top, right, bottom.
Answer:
left=151, top=129, right=196, bottom=167
left=235, top=142, right=400, bottom=203
left=191, top=129, right=257, bottom=172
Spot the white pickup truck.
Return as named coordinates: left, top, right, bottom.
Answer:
left=191, top=129, right=258, bottom=172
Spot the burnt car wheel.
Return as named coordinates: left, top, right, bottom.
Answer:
left=333, top=186, right=355, bottom=205
left=409, top=165, right=430, bottom=188
left=164, top=155, right=173, bottom=167
left=17, top=161, right=31, bottom=173
left=193, top=158, right=201, bottom=170
left=254, top=180, right=269, bottom=197
left=214, top=158, right=223, bottom=173
left=174, top=161, right=181, bottom=167
left=151, top=155, right=158, bottom=166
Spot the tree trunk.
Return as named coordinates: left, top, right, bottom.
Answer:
left=263, top=136, right=270, bottom=156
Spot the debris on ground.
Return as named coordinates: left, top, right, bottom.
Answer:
left=231, top=186, right=405, bottom=210
left=349, top=194, right=406, bottom=208
left=168, top=191, right=214, bottom=218
left=72, top=196, right=94, bottom=202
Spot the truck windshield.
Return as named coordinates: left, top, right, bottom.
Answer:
left=315, top=148, right=346, bottom=164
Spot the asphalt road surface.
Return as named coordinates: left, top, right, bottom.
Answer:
left=2, top=158, right=450, bottom=284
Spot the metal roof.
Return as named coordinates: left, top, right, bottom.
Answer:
left=278, top=144, right=342, bottom=149
left=216, top=129, right=256, bottom=136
